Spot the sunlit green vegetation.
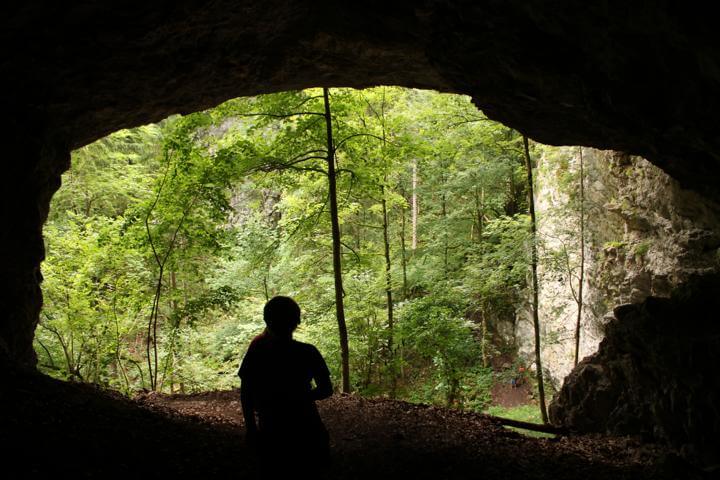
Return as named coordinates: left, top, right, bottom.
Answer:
left=37, top=87, right=551, bottom=413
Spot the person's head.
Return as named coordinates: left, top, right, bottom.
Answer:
left=263, top=296, right=301, bottom=338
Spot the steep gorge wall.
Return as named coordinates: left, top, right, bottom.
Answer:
left=517, top=147, right=720, bottom=388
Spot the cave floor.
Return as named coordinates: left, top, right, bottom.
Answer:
left=0, top=369, right=701, bottom=479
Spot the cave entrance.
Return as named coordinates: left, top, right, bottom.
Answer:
left=36, top=86, right=595, bottom=429
left=2, top=5, right=719, bottom=473
left=4, top=1, right=719, bottom=378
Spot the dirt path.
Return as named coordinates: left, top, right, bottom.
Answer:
left=1, top=369, right=704, bottom=479
left=491, top=381, right=532, bottom=408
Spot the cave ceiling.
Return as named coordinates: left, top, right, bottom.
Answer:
left=3, top=1, right=720, bottom=199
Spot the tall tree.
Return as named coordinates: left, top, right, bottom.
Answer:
left=219, top=88, right=356, bottom=392
left=375, top=89, right=397, bottom=397
left=323, top=87, right=351, bottom=393
left=523, top=135, right=548, bottom=424
left=573, top=147, right=585, bottom=367
left=411, top=159, right=418, bottom=250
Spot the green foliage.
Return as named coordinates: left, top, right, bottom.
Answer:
left=38, top=215, right=151, bottom=391
left=50, top=125, right=163, bottom=220
left=632, top=240, right=652, bottom=258
left=396, top=295, right=493, bottom=408
left=39, top=87, right=538, bottom=412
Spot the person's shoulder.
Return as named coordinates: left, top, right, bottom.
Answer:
left=244, top=332, right=270, bottom=355
left=249, top=332, right=268, bottom=347
left=292, top=340, right=329, bottom=372
left=239, top=334, right=265, bottom=377
left=291, top=339, right=321, bottom=354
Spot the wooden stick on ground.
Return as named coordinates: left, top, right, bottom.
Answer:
left=484, top=414, right=568, bottom=435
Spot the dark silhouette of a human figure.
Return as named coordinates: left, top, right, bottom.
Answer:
left=239, top=296, right=333, bottom=479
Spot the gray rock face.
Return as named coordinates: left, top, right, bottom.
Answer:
left=549, top=275, right=720, bottom=467
left=522, top=149, right=720, bottom=387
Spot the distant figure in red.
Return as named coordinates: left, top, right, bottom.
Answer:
left=239, top=296, right=333, bottom=479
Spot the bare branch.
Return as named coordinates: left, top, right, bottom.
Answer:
left=235, top=111, right=325, bottom=120
left=447, top=116, right=495, bottom=128
left=335, top=132, right=386, bottom=150
left=289, top=95, right=325, bottom=110
left=340, top=240, right=361, bottom=262
left=145, top=150, right=173, bottom=267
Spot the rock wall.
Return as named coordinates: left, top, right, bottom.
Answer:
left=0, top=130, right=69, bottom=368
left=549, top=275, right=720, bottom=467
left=517, top=147, right=720, bottom=389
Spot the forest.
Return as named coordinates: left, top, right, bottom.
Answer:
left=36, top=87, right=586, bottom=424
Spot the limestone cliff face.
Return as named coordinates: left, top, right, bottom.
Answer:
left=516, top=147, right=720, bottom=389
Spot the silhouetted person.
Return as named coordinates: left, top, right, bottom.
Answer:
left=239, top=296, right=333, bottom=479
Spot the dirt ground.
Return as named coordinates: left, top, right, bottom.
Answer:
left=491, top=380, right=533, bottom=408
left=0, top=368, right=708, bottom=479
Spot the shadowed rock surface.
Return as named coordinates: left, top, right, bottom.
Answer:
left=3, top=1, right=720, bottom=195
left=549, top=274, right=720, bottom=468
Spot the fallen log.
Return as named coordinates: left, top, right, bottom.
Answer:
left=484, top=414, right=568, bottom=435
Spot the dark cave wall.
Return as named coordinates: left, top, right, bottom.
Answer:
left=3, top=1, right=720, bottom=198
left=549, top=275, right=720, bottom=467
left=0, top=128, right=68, bottom=367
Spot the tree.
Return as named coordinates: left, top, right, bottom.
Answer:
left=42, top=86, right=563, bottom=416
left=523, top=135, right=549, bottom=424
left=574, top=147, right=585, bottom=367
left=212, top=88, right=376, bottom=393
left=322, top=87, right=352, bottom=394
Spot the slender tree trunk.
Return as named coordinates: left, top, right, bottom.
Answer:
left=145, top=201, right=193, bottom=391
left=323, top=87, right=351, bottom=393
left=399, top=196, right=408, bottom=299
left=411, top=159, right=418, bottom=250
left=574, top=147, right=585, bottom=366
left=377, top=90, right=396, bottom=398
left=399, top=188, right=409, bottom=370
left=480, top=306, right=488, bottom=368
left=441, top=168, right=449, bottom=280
left=523, top=135, right=549, bottom=424
left=147, top=265, right=163, bottom=391
left=381, top=183, right=396, bottom=397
